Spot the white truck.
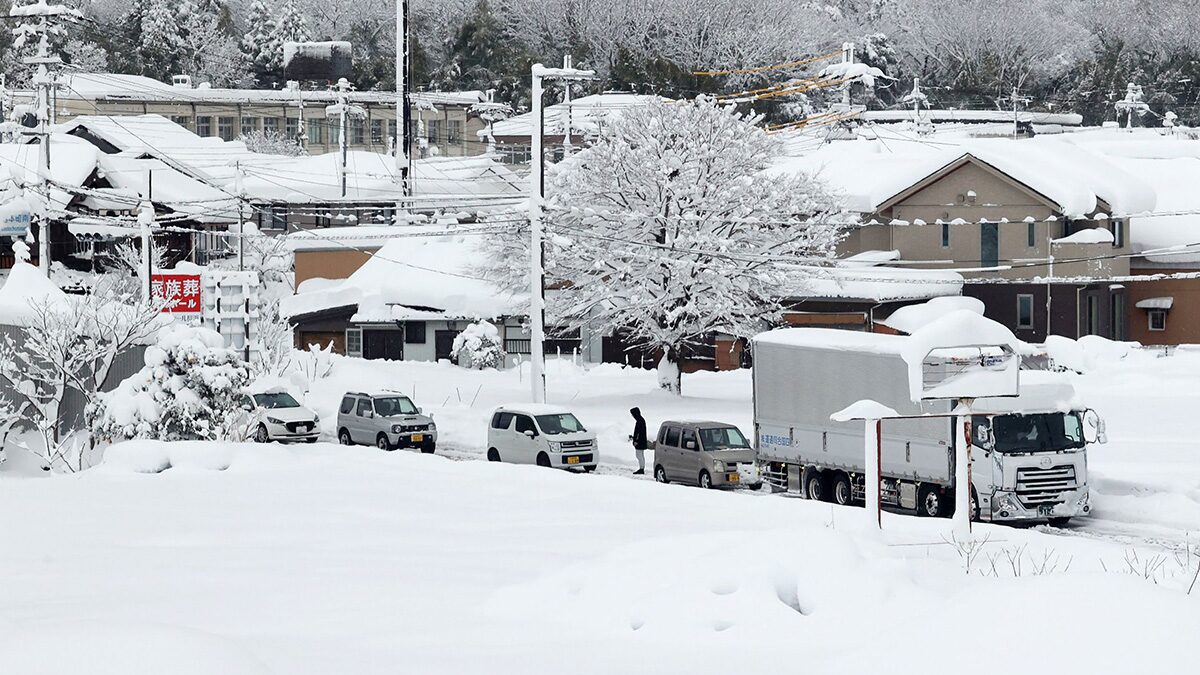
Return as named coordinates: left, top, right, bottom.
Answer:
left=752, top=328, right=1103, bottom=525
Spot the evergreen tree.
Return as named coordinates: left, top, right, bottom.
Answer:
left=276, top=0, right=312, bottom=44
left=241, top=0, right=278, bottom=84
left=139, top=0, right=192, bottom=78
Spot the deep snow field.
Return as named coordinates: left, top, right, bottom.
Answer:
left=0, top=347, right=1198, bottom=673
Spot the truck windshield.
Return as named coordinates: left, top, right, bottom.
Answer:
left=989, top=413, right=1084, bottom=453
left=536, top=413, right=585, bottom=435
left=374, top=397, right=418, bottom=417
left=698, top=427, right=750, bottom=450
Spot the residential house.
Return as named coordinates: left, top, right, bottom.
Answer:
left=483, top=92, right=654, bottom=164
left=776, top=137, right=1155, bottom=342
left=26, top=73, right=488, bottom=158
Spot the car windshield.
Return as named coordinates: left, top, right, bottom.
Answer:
left=535, top=413, right=585, bottom=435
left=253, top=392, right=300, bottom=409
left=373, top=396, right=418, bottom=417
left=698, top=426, right=750, bottom=450
left=988, top=413, right=1085, bottom=453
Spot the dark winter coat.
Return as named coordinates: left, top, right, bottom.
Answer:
left=630, top=407, right=648, bottom=450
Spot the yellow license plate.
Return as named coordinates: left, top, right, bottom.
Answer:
left=411, top=434, right=424, bottom=443
left=566, top=456, right=580, bottom=465
left=727, top=473, right=739, bottom=482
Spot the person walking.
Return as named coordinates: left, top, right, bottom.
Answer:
left=630, top=407, right=648, bottom=475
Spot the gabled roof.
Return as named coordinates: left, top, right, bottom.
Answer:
left=487, top=92, right=657, bottom=140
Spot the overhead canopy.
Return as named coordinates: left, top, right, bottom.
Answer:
left=1135, top=297, right=1173, bottom=310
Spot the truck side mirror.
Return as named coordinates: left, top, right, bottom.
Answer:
left=1082, top=409, right=1106, bottom=444
left=1097, top=418, right=1108, bottom=445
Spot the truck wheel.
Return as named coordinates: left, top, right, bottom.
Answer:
left=832, top=473, right=853, bottom=506
left=376, top=434, right=393, bottom=451
left=654, top=465, right=669, bottom=483
left=536, top=452, right=551, bottom=467
left=802, top=466, right=824, bottom=501
left=917, top=484, right=946, bottom=517
left=338, top=429, right=352, bottom=445
left=487, top=448, right=501, bottom=462
left=699, top=470, right=713, bottom=489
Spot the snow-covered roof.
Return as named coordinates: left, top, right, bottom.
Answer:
left=798, top=265, right=963, bottom=302
left=774, top=135, right=1156, bottom=218
left=494, top=403, right=579, bottom=416
left=52, top=72, right=484, bottom=108
left=0, top=262, right=72, bottom=326
left=280, top=229, right=525, bottom=321
left=0, top=135, right=101, bottom=210
left=1053, top=227, right=1115, bottom=245
left=1135, top=296, right=1173, bottom=310
left=879, top=296, right=985, bottom=335
left=861, top=109, right=1083, bottom=126
left=488, top=93, right=656, bottom=140
left=97, top=154, right=238, bottom=222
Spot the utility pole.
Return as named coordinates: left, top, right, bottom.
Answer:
left=841, top=41, right=855, bottom=107
left=395, top=0, right=411, bottom=197
left=953, top=398, right=975, bottom=536
left=529, top=62, right=595, bottom=403
left=326, top=78, right=360, bottom=200
left=561, top=55, right=573, bottom=154
left=1005, top=87, right=1031, bottom=139
left=235, top=161, right=245, bottom=272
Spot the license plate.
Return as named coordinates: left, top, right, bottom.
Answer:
left=566, top=456, right=580, bottom=465
left=1038, top=504, right=1052, bottom=516
left=298, top=424, right=310, bottom=432
left=411, top=434, right=423, bottom=443
left=727, top=473, right=739, bottom=482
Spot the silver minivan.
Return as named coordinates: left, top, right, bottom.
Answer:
left=653, top=420, right=761, bottom=489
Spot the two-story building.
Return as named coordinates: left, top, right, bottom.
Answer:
left=777, top=137, right=1156, bottom=342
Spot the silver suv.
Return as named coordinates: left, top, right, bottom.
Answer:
left=336, top=391, right=437, bottom=453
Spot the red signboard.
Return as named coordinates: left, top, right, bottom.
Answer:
left=151, top=273, right=202, bottom=313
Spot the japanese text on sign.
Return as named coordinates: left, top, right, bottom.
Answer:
left=151, top=273, right=202, bottom=313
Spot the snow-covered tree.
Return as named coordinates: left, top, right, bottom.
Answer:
left=482, top=97, right=844, bottom=394
left=138, top=0, right=194, bottom=77
left=240, top=0, right=278, bottom=81
left=275, top=0, right=311, bottom=45
left=181, top=7, right=251, bottom=87
left=452, top=321, right=503, bottom=369
left=92, top=325, right=254, bottom=444
left=240, top=129, right=307, bottom=156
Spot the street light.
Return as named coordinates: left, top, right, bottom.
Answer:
left=528, top=62, right=595, bottom=404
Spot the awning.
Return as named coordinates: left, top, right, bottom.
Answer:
left=1135, top=297, right=1174, bottom=310
left=69, top=219, right=140, bottom=240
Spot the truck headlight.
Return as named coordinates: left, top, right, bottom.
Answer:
left=713, top=460, right=726, bottom=472
left=995, top=493, right=1019, bottom=515
left=1077, top=490, right=1090, bottom=511
left=548, top=441, right=562, bottom=452
left=267, top=417, right=283, bottom=425
left=391, top=424, right=403, bottom=433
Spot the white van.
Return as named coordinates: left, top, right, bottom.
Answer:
left=486, top=404, right=598, bottom=471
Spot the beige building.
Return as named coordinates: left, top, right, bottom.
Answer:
left=30, top=73, right=488, bottom=158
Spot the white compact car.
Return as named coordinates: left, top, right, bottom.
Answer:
left=486, top=404, right=598, bottom=471
left=239, top=390, right=320, bottom=443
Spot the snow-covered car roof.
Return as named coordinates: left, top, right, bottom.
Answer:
left=494, top=404, right=580, bottom=416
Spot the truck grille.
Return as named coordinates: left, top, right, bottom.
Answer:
left=1015, top=465, right=1077, bottom=506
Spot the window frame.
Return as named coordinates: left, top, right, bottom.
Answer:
left=345, top=328, right=363, bottom=357
left=356, top=399, right=372, bottom=417
left=217, top=116, right=236, bottom=141
left=664, top=426, right=681, bottom=447
left=196, top=115, right=213, bottom=137
left=339, top=396, right=356, bottom=414
left=941, top=221, right=950, bottom=248
left=1112, top=219, right=1124, bottom=248
left=404, top=321, right=427, bottom=344
left=1027, top=221, right=1036, bottom=248
left=514, top=415, right=537, bottom=435
left=1016, top=294, right=1035, bottom=329
left=1148, top=309, right=1167, bottom=332
left=681, top=428, right=697, bottom=450
left=491, top=412, right=514, bottom=430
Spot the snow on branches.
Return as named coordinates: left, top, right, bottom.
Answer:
left=482, top=96, right=845, bottom=394
left=452, top=321, right=503, bottom=369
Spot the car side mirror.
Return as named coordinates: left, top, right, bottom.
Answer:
left=416, top=407, right=423, bottom=414
left=365, top=410, right=374, bottom=419
left=241, top=403, right=253, bottom=412
left=524, top=430, right=536, bottom=438
left=685, top=440, right=696, bottom=450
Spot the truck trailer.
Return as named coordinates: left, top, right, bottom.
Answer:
left=752, top=328, right=1101, bottom=525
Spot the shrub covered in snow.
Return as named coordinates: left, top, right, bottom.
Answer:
left=92, top=325, right=253, bottom=443
left=451, top=321, right=503, bottom=369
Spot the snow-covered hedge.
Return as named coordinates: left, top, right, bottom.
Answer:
left=92, top=325, right=253, bottom=443
left=451, top=321, right=503, bottom=369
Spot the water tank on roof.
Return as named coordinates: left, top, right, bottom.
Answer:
left=283, top=41, right=353, bottom=82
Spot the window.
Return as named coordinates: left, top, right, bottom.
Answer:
left=699, top=427, right=750, bottom=449
left=514, top=415, right=536, bottom=435
left=286, top=117, right=299, bottom=139
left=447, top=119, right=462, bottom=145
left=339, top=396, right=356, bottom=414
left=389, top=119, right=399, bottom=144
left=371, top=119, right=384, bottom=145
left=329, top=120, right=341, bottom=145
left=356, top=399, right=373, bottom=416
left=170, top=115, right=191, bottom=129
left=1087, top=295, right=1099, bottom=335
left=196, top=115, right=213, bottom=137
left=217, top=116, right=235, bottom=141
left=1017, top=294, right=1034, bottom=329
left=941, top=222, right=950, bottom=248
left=346, top=328, right=362, bottom=357
left=308, top=119, right=324, bottom=145
left=657, top=426, right=669, bottom=444
left=1027, top=221, right=1036, bottom=248
left=351, top=118, right=365, bottom=145
left=241, top=116, right=258, bottom=136
left=263, top=117, right=280, bottom=134
left=1149, top=309, right=1167, bottom=332
left=681, top=428, right=696, bottom=449
left=1112, top=219, right=1124, bottom=248
left=260, top=206, right=287, bottom=231
left=491, top=412, right=514, bottom=429
left=404, top=321, right=427, bottom=344
left=1112, top=295, right=1125, bottom=340
left=664, top=426, right=681, bottom=447
left=427, top=119, right=442, bottom=144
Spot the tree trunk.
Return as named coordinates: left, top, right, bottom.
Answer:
left=657, top=349, right=682, bottom=395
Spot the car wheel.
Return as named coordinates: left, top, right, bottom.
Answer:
left=487, top=448, right=501, bottom=462
left=536, top=452, right=551, bottom=467
left=917, top=484, right=946, bottom=518
left=654, top=465, right=669, bottom=484
left=306, top=437, right=318, bottom=444
left=699, top=470, right=713, bottom=489
left=583, top=465, right=596, bottom=473
left=338, top=429, right=352, bottom=445
left=832, top=473, right=853, bottom=506
left=420, top=442, right=436, bottom=454
left=802, top=467, right=824, bottom=501
left=254, top=424, right=269, bottom=443
left=376, top=434, right=392, bottom=451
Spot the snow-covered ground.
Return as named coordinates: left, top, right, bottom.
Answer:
left=0, top=349, right=1198, bottom=673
